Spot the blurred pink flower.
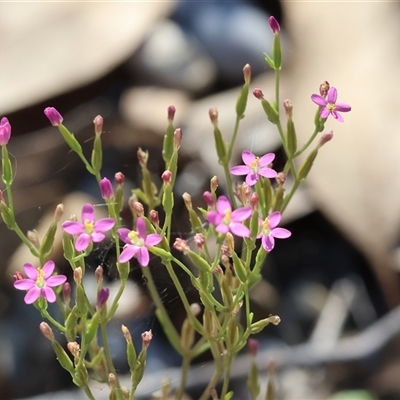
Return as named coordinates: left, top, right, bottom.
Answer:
left=14, top=261, right=67, bottom=304
left=117, top=217, right=162, bottom=266
left=311, top=87, right=351, bottom=123
left=207, top=195, right=252, bottom=237
left=0, top=117, right=11, bottom=145
left=258, top=211, right=291, bottom=252
left=230, top=150, right=277, bottom=186
left=62, top=203, right=115, bottom=251
left=44, top=107, right=63, bottom=126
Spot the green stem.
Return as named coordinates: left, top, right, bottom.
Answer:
left=107, top=279, right=126, bottom=321
left=82, top=384, right=96, bottom=400
left=295, top=126, right=320, bottom=157
left=220, top=351, right=234, bottom=399
left=41, top=309, right=66, bottom=332
left=175, top=352, right=192, bottom=400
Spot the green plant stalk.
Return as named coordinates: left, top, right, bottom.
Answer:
left=220, top=351, right=234, bottom=399
left=40, top=309, right=66, bottom=332
left=175, top=351, right=192, bottom=400
left=106, top=279, right=126, bottom=321
left=294, top=125, right=320, bottom=157
left=82, top=384, right=96, bottom=400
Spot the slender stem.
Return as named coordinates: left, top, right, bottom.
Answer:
left=175, top=352, right=192, bottom=400
left=107, top=279, right=126, bottom=321
left=220, top=351, right=234, bottom=399
left=41, top=309, right=66, bottom=332
left=82, top=384, right=96, bottom=400
left=295, top=126, right=320, bottom=157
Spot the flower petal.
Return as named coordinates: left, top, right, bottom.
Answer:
left=262, top=235, right=275, bottom=252
left=311, top=94, right=327, bottom=107
left=14, top=279, right=36, bottom=291
left=42, top=287, right=56, bottom=303
left=268, top=211, right=282, bottom=228
left=207, top=211, right=222, bottom=225
left=75, top=233, right=91, bottom=251
left=119, top=245, right=137, bottom=263
left=91, top=232, right=106, bottom=243
left=229, top=222, right=250, bottom=237
left=136, top=247, right=150, bottom=267
left=42, top=260, right=55, bottom=279
left=258, top=167, right=277, bottom=179
left=145, top=233, right=162, bottom=246
left=320, top=108, right=330, bottom=119
left=46, top=275, right=67, bottom=287
left=136, top=217, right=147, bottom=239
left=117, top=228, right=131, bottom=244
left=81, top=203, right=95, bottom=222
left=245, top=173, right=259, bottom=186
left=94, top=218, right=115, bottom=232
left=332, top=111, right=344, bottom=123
left=215, top=223, right=229, bottom=234
left=241, top=150, right=256, bottom=166
left=335, top=103, right=351, bottom=112
left=230, top=165, right=251, bottom=176
left=25, top=287, right=41, bottom=304
left=62, top=221, right=84, bottom=235
left=216, top=196, right=232, bottom=215
left=259, top=153, right=275, bottom=166
left=271, top=227, right=291, bottom=239
left=23, top=263, right=38, bottom=280
left=327, top=87, right=337, bottom=103
left=231, top=206, right=252, bottom=222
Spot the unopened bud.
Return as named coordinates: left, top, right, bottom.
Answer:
left=67, top=341, right=80, bottom=358
left=210, top=176, right=218, bottom=193
left=269, top=315, right=281, bottom=325
left=95, top=266, right=103, bottom=285
left=182, top=192, right=192, bottom=210
left=121, top=324, right=132, bottom=343
left=149, top=209, right=159, bottom=227
left=221, top=254, right=231, bottom=269
left=209, top=108, right=218, bottom=127
left=27, top=230, right=41, bottom=249
left=161, top=170, right=172, bottom=184
left=243, top=64, right=251, bottom=84
left=108, top=373, right=117, bottom=389
left=63, top=282, right=71, bottom=304
left=173, top=238, right=190, bottom=254
left=74, top=267, right=83, bottom=285
left=193, top=233, right=205, bottom=249
left=250, top=192, right=259, bottom=209
left=203, top=191, right=214, bottom=207
left=40, top=322, right=55, bottom=341
left=225, top=233, right=235, bottom=252
left=141, top=330, right=153, bottom=348
left=268, top=16, right=280, bottom=33
left=167, top=105, right=176, bottom=122
left=253, top=88, right=264, bottom=100
left=114, top=172, right=125, bottom=185
left=44, top=107, right=63, bottom=126
left=190, top=303, right=202, bottom=317
left=100, top=177, right=114, bottom=200
left=97, top=288, right=109, bottom=310
left=132, top=201, right=144, bottom=217
left=248, top=338, right=259, bottom=357
left=93, top=115, right=103, bottom=136
left=137, top=147, right=148, bottom=167
left=173, top=128, right=182, bottom=149
left=283, top=99, right=293, bottom=118
left=13, top=271, right=24, bottom=281
left=319, top=131, right=334, bottom=147
left=275, top=172, right=287, bottom=186
left=213, top=265, right=224, bottom=275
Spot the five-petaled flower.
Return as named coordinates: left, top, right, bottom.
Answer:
left=311, top=87, right=351, bottom=123
left=0, top=117, right=11, bottom=146
left=207, top=195, right=252, bottom=237
left=117, top=217, right=162, bottom=266
left=230, top=150, right=277, bottom=186
left=62, top=203, right=115, bottom=251
left=258, top=211, right=291, bottom=252
left=13, top=260, right=67, bottom=304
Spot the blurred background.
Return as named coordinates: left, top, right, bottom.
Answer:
left=1, top=1, right=400, bottom=399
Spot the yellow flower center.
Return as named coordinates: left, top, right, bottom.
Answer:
left=36, top=269, right=45, bottom=288
left=128, top=230, right=144, bottom=247
left=261, top=218, right=270, bottom=235
left=222, top=209, right=232, bottom=225
left=327, top=103, right=337, bottom=111
left=249, top=157, right=260, bottom=173
left=84, top=220, right=94, bottom=234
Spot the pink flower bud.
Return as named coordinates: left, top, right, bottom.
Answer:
left=100, top=177, right=114, bottom=199
left=161, top=170, right=172, bottom=184
left=13, top=271, right=24, bottom=282
left=174, top=128, right=182, bottom=149
left=248, top=338, right=259, bottom=357
left=44, top=107, right=63, bottom=126
left=319, top=131, right=334, bottom=147
left=67, top=341, right=80, bottom=358
left=97, top=287, right=109, bottom=309
left=268, top=16, right=280, bottom=33
left=243, top=64, right=251, bottom=84
left=209, top=108, right=218, bottom=126
left=250, top=192, right=259, bottom=209
left=114, top=172, right=125, bottom=185
left=173, top=238, right=190, bottom=254
left=63, top=282, right=71, bottom=304
left=283, top=99, right=293, bottom=117
left=40, top=322, right=55, bottom=341
left=253, top=88, right=264, bottom=100
left=132, top=200, right=144, bottom=217
left=0, top=117, right=11, bottom=145
left=95, top=266, right=104, bottom=285
left=276, top=172, right=287, bottom=186
left=194, top=233, right=205, bottom=249
left=93, top=115, right=103, bottom=136
left=149, top=209, right=159, bottom=227
left=203, top=191, right=214, bottom=207
left=167, top=105, right=176, bottom=122
left=141, top=329, right=153, bottom=348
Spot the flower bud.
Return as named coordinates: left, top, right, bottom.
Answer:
left=182, top=192, right=192, bottom=210
left=173, top=238, right=190, bottom=254
left=27, top=230, right=41, bottom=249
left=225, top=233, right=235, bottom=252
left=173, top=128, right=182, bottom=150
left=141, top=330, right=153, bottom=348
left=253, top=88, right=264, bottom=100
left=190, top=303, right=202, bottom=317
left=210, top=176, right=219, bottom=193
left=67, top=341, right=80, bottom=358
left=275, top=172, right=287, bottom=186
left=0, top=117, right=11, bottom=145
left=121, top=325, right=132, bottom=343
left=283, top=99, right=293, bottom=118
left=319, top=131, right=334, bottom=147
left=54, top=204, right=64, bottom=223
left=100, top=177, right=114, bottom=200
left=109, top=373, right=117, bottom=389
left=40, top=322, right=55, bottom=341
left=268, top=16, right=280, bottom=33
left=209, top=108, right=218, bottom=127
left=97, top=288, right=109, bottom=310
left=149, top=209, right=159, bottom=227
left=319, top=81, right=330, bottom=98
left=63, top=282, right=71, bottom=305
left=193, top=233, right=205, bottom=249
left=74, top=267, right=83, bottom=285
left=93, top=115, right=103, bottom=136
left=250, top=192, right=259, bottom=209
left=167, top=105, right=176, bottom=122
left=161, top=170, right=172, bottom=184
left=132, top=200, right=144, bottom=217
left=137, top=147, right=148, bottom=167
left=114, top=172, right=125, bottom=185
left=243, top=63, right=251, bottom=84
left=44, top=107, right=63, bottom=126
left=248, top=338, right=259, bottom=357
left=13, top=271, right=24, bottom=282
left=203, top=191, right=214, bottom=207
left=95, top=266, right=103, bottom=285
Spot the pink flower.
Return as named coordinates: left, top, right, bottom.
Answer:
left=100, top=177, right=114, bottom=199
left=117, top=217, right=162, bottom=266
left=0, top=117, right=11, bottom=145
left=44, top=107, right=63, bottom=126
left=230, top=150, right=277, bottom=186
left=13, top=261, right=67, bottom=304
left=258, top=211, right=291, bottom=252
left=311, top=87, right=351, bottom=123
left=268, top=16, right=280, bottom=34
left=207, top=195, right=252, bottom=237
left=62, top=203, right=115, bottom=251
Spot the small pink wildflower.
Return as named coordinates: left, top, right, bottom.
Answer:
left=44, top=107, right=63, bottom=126
left=0, top=117, right=11, bottom=145
left=268, top=16, right=280, bottom=34
left=230, top=150, right=277, bottom=186
left=311, top=87, right=351, bottom=123
left=13, top=261, right=67, bottom=304
left=258, top=211, right=291, bottom=252
left=62, top=204, right=115, bottom=251
left=117, top=217, right=162, bottom=266
left=207, top=195, right=252, bottom=237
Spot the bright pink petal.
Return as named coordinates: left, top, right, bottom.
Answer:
left=258, top=167, right=277, bottom=179
left=136, top=217, right=147, bottom=239
left=335, top=103, right=351, bottom=112
left=231, top=207, right=252, bottom=222
left=119, top=245, right=137, bottom=263
left=259, top=153, right=275, bottom=166
left=117, top=228, right=131, bottom=244
left=242, top=150, right=256, bottom=166
left=75, top=233, right=91, bottom=251
left=46, top=275, right=67, bottom=287
left=81, top=203, right=95, bottom=222
left=320, top=108, right=330, bottom=119
left=42, top=287, right=56, bottom=303
left=62, top=221, right=84, bottom=235
left=262, top=235, right=275, bottom=252
left=216, top=196, right=232, bottom=215
left=311, top=94, right=327, bottom=107
left=327, top=87, right=337, bottom=103
left=229, top=222, right=250, bottom=237
left=91, top=232, right=105, bottom=243
left=245, top=173, right=259, bottom=186
left=145, top=233, right=162, bottom=246
left=94, top=218, right=115, bottom=232
left=207, top=211, right=222, bottom=225
left=332, top=111, right=344, bottom=123
left=23, top=263, right=38, bottom=280
left=216, top=223, right=230, bottom=234
left=271, top=227, right=291, bottom=239
left=42, top=260, right=55, bottom=279
left=230, top=165, right=251, bottom=176
left=136, top=247, right=150, bottom=267
left=268, top=211, right=282, bottom=229
left=25, top=287, right=41, bottom=304
left=14, top=279, right=35, bottom=290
